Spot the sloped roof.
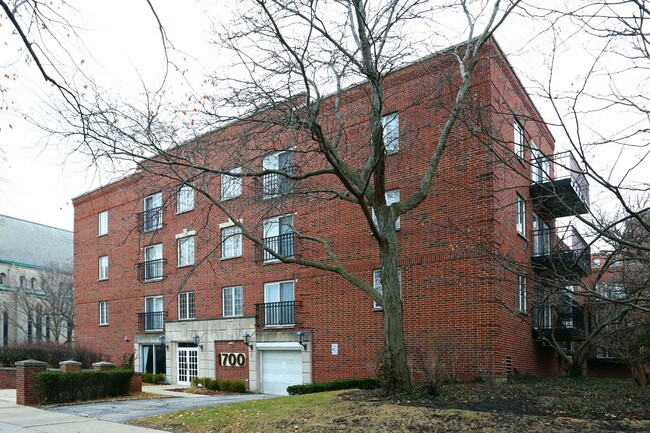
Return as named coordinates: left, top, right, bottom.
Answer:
left=0, top=215, right=73, bottom=270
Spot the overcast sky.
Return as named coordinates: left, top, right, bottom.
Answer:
left=0, top=1, right=646, bottom=232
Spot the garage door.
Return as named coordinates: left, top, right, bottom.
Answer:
left=261, top=350, right=303, bottom=395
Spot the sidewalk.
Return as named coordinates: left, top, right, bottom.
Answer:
left=0, top=389, right=164, bottom=433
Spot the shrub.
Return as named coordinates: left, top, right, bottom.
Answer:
left=287, top=378, right=381, bottom=395
left=191, top=377, right=246, bottom=392
left=36, top=369, right=133, bottom=403
left=0, top=342, right=104, bottom=368
left=142, top=372, right=165, bottom=384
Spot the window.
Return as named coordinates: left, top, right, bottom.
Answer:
left=222, top=226, right=242, bottom=259
left=99, top=301, right=109, bottom=325
left=262, top=151, right=293, bottom=197
left=30, top=278, right=36, bottom=290
left=372, top=189, right=401, bottom=230
left=514, top=120, right=524, bottom=160
left=19, top=276, right=26, bottom=288
left=98, top=211, right=108, bottom=236
left=373, top=269, right=402, bottom=310
left=382, top=113, right=399, bottom=154
left=177, top=184, right=194, bottom=213
left=143, top=244, right=163, bottom=281
left=178, top=292, right=195, bottom=320
left=223, top=286, right=243, bottom=317
left=532, top=213, right=549, bottom=256
left=530, top=141, right=549, bottom=183
left=0, top=273, right=4, bottom=285
left=596, top=283, right=626, bottom=300
left=99, top=255, right=109, bottom=280
left=263, top=281, right=295, bottom=326
left=144, top=296, right=164, bottom=331
left=262, top=215, right=294, bottom=262
left=516, top=194, right=526, bottom=236
left=178, top=236, right=195, bottom=267
left=221, top=167, right=242, bottom=200
left=594, top=258, right=602, bottom=268
left=143, top=192, right=163, bottom=231
left=518, top=275, right=527, bottom=313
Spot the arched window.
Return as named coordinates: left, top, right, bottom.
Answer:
left=41, top=280, right=47, bottom=290
left=19, top=276, right=26, bottom=288
left=0, top=273, right=5, bottom=285
left=30, top=278, right=37, bottom=290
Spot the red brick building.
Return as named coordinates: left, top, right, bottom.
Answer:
left=72, top=39, right=591, bottom=394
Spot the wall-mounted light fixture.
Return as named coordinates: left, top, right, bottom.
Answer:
left=192, top=333, right=203, bottom=350
left=158, top=335, right=169, bottom=349
left=296, top=331, right=307, bottom=350
left=242, top=330, right=254, bottom=350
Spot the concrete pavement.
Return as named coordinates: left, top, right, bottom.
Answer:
left=0, top=385, right=273, bottom=432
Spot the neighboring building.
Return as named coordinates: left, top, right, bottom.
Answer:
left=0, top=215, right=74, bottom=346
left=72, top=39, right=592, bottom=394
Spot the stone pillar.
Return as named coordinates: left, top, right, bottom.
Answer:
left=128, top=372, right=143, bottom=394
left=92, top=361, right=116, bottom=371
left=59, top=360, right=82, bottom=373
left=15, top=360, right=48, bottom=405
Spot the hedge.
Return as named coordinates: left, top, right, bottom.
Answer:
left=36, top=369, right=133, bottom=403
left=191, top=377, right=246, bottom=392
left=287, top=378, right=381, bottom=395
left=142, top=372, right=166, bottom=384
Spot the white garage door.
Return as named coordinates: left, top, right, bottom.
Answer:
left=261, top=350, right=303, bottom=395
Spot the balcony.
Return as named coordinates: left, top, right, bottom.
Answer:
left=532, top=225, right=591, bottom=277
left=255, top=301, right=301, bottom=328
left=261, top=172, right=294, bottom=198
left=136, top=259, right=165, bottom=282
left=533, top=302, right=585, bottom=342
left=137, top=207, right=163, bottom=232
left=137, top=311, right=167, bottom=332
left=255, top=233, right=295, bottom=263
left=529, top=151, right=589, bottom=218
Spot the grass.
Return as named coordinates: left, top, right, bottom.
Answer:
left=131, top=378, right=650, bottom=433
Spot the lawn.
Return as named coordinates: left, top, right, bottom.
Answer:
left=131, top=378, right=650, bottom=432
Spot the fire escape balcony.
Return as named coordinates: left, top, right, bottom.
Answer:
left=532, top=225, right=591, bottom=278
left=532, top=302, right=585, bottom=342
left=255, top=301, right=302, bottom=329
left=529, top=151, right=589, bottom=218
left=137, top=311, right=168, bottom=332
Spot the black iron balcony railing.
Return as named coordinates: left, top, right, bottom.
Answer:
left=255, top=233, right=295, bottom=262
left=262, top=171, right=294, bottom=198
left=533, top=302, right=585, bottom=342
left=255, top=301, right=301, bottom=328
left=137, top=311, right=167, bottom=332
left=137, top=207, right=163, bottom=232
left=531, top=225, right=591, bottom=277
left=136, top=259, right=165, bottom=282
left=529, top=151, right=590, bottom=217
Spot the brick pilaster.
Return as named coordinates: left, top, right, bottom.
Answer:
left=15, top=360, right=48, bottom=405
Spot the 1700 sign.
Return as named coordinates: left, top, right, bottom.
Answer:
left=219, top=353, right=246, bottom=367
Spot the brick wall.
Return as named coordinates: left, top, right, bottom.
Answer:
left=214, top=341, right=249, bottom=384
left=15, top=360, right=47, bottom=405
left=0, top=367, right=16, bottom=389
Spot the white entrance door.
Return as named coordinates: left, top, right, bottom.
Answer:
left=261, top=350, right=302, bottom=395
left=177, top=347, right=198, bottom=385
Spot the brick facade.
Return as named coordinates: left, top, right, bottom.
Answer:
left=73, top=39, right=588, bottom=393
left=0, top=367, right=16, bottom=389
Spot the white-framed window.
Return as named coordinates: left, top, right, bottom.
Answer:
left=143, top=244, right=163, bottom=281
left=516, top=194, right=526, bottom=236
left=532, top=213, right=550, bottom=256
left=98, top=211, right=108, bottom=236
left=514, top=120, right=524, bottom=160
left=373, top=189, right=401, bottom=230
left=262, top=151, right=293, bottom=198
left=178, top=291, right=195, bottom=320
left=98, top=255, right=109, bottom=280
left=223, top=286, right=243, bottom=317
left=518, top=275, right=527, bottom=313
left=178, top=235, right=195, bottom=267
left=177, top=184, right=194, bottom=213
left=99, top=301, right=109, bottom=325
left=221, top=167, right=242, bottom=200
left=262, top=215, right=294, bottom=262
left=594, top=258, right=602, bottom=268
left=144, top=295, right=164, bottom=331
left=373, top=268, right=402, bottom=310
left=382, top=113, right=399, bottom=154
left=222, top=226, right=242, bottom=259
left=530, top=141, right=550, bottom=183
left=144, top=192, right=163, bottom=231
left=263, top=280, right=295, bottom=326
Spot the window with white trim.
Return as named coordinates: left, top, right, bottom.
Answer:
left=518, top=275, right=527, bottom=313
left=178, top=292, right=195, bottom=320
left=516, top=194, right=526, bottom=236
left=143, top=192, right=163, bottom=231
left=99, top=255, right=108, bottom=280
left=99, top=301, right=109, bottom=325
left=382, top=113, right=399, bottom=154
left=514, top=120, right=524, bottom=160
left=143, top=244, right=163, bottom=281
left=223, top=286, right=243, bottom=317
left=373, top=268, right=402, bottom=310
left=262, top=215, right=294, bottom=262
left=222, top=226, right=242, bottom=259
left=177, top=184, right=194, bottom=213
left=262, top=151, right=293, bottom=198
left=221, top=167, right=242, bottom=200
left=98, top=211, right=108, bottom=236
left=372, top=189, right=401, bottom=230
left=178, top=235, right=195, bottom=267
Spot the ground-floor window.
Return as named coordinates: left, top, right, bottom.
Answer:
left=141, top=344, right=166, bottom=374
